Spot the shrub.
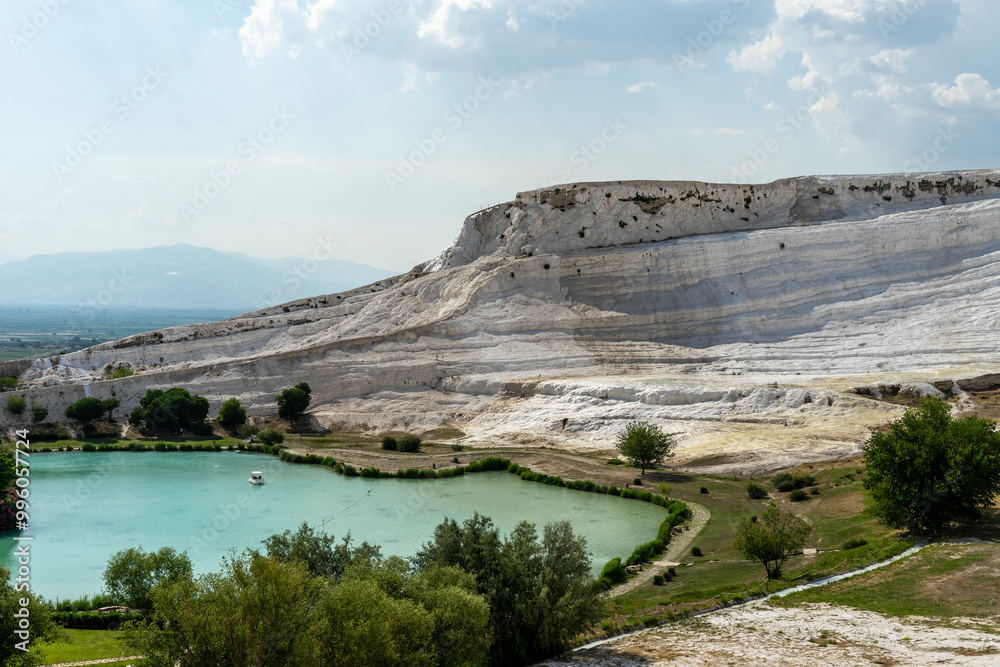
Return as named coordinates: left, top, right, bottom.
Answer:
left=452, top=444, right=464, bottom=451
left=276, top=382, right=311, bottom=420
left=81, top=442, right=97, bottom=452
left=772, top=473, right=795, bottom=492
left=691, top=546, right=702, bottom=557
left=789, top=489, right=809, bottom=502
left=667, top=567, right=677, bottom=578
left=0, top=376, right=16, bottom=391
left=109, top=367, right=134, bottom=379
left=607, top=458, right=624, bottom=465
left=810, top=486, right=821, bottom=495
left=258, top=429, right=285, bottom=447
left=746, top=482, right=769, bottom=499
left=398, top=434, right=421, bottom=453
left=652, top=575, right=664, bottom=586
left=238, top=424, right=260, bottom=439
left=600, top=620, right=614, bottom=633
left=5, top=396, right=26, bottom=415
left=218, top=398, right=247, bottom=427
left=699, top=486, right=709, bottom=494
left=600, top=557, right=627, bottom=585
left=842, top=537, right=868, bottom=550
left=30, top=404, right=48, bottom=423
left=381, top=436, right=397, bottom=451
left=632, top=478, right=642, bottom=486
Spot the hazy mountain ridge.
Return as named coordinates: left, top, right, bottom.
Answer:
left=0, top=243, right=395, bottom=310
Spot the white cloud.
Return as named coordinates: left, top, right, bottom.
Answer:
left=726, top=33, right=785, bottom=74
left=715, top=127, right=746, bottom=136
left=239, top=0, right=296, bottom=62
left=417, top=0, right=493, bottom=48
left=585, top=62, right=611, bottom=75
left=932, top=73, right=1000, bottom=111
left=870, top=49, right=913, bottom=75
left=626, top=81, right=658, bottom=93
left=762, top=101, right=783, bottom=111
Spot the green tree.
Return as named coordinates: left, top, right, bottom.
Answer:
left=261, top=522, right=380, bottom=579
left=259, top=429, right=285, bottom=447
left=863, top=397, right=1000, bottom=534
left=276, top=382, right=311, bottom=420
left=127, top=388, right=209, bottom=432
left=415, top=513, right=599, bottom=666
left=0, top=565, right=64, bottom=666
left=312, top=556, right=489, bottom=667
left=0, top=376, right=16, bottom=391
left=218, top=398, right=247, bottom=427
left=103, top=397, right=120, bottom=421
left=30, top=404, right=48, bottom=424
left=103, top=546, right=193, bottom=610
left=5, top=396, right=26, bottom=416
left=64, top=396, right=106, bottom=423
left=614, top=420, right=675, bottom=474
left=124, top=554, right=323, bottom=667
left=399, top=434, right=422, bottom=453
left=733, top=502, right=812, bottom=580
left=0, top=452, right=16, bottom=491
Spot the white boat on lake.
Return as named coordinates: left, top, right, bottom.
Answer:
left=248, top=471, right=265, bottom=485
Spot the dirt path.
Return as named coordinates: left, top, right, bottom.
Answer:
left=608, top=500, right=710, bottom=597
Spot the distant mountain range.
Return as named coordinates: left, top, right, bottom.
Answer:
left=0, top=244, right=397, bottom=310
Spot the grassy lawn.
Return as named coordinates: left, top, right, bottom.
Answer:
left=600, top=464, right=912, bottom=629
left=36, top=629, right=136, bottom=665
left=772, top=540, right=1000, bottom=620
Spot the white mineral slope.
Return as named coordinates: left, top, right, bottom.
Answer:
left=4, top=171, right=1000, bottom=472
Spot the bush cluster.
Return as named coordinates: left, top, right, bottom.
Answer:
left=771, top=472, right=816, bottom=492
left=51, top=610, right=143, bottom=630
left=841, top=537, right=868, bottom=550
left=398, top=434, right=421, bottom=452
left=746, top=482, right=769, bottom=499
left=788, top=489, right=810, bottom=502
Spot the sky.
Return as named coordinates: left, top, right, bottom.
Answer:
left=0, top=0, right=997, bottom=272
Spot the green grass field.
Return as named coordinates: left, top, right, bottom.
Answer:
left=36, top=628, right=136, bottom=665
left=602, top=465, right=912, bottom=628
left=772, top=541, right=1000, bottom=620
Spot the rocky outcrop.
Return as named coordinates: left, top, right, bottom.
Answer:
left=5, top=170, right=1000, bottom=472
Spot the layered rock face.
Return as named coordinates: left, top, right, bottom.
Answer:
left=5, top=171, right=1000, bottom=472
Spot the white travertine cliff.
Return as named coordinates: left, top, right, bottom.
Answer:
left=5, top=170, right=1000, bottom=472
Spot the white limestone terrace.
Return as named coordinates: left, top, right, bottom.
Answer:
left=4, top=170, right=1000, bottom=473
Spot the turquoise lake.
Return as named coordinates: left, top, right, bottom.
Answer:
left=2, top=451, right=666, bottom=600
